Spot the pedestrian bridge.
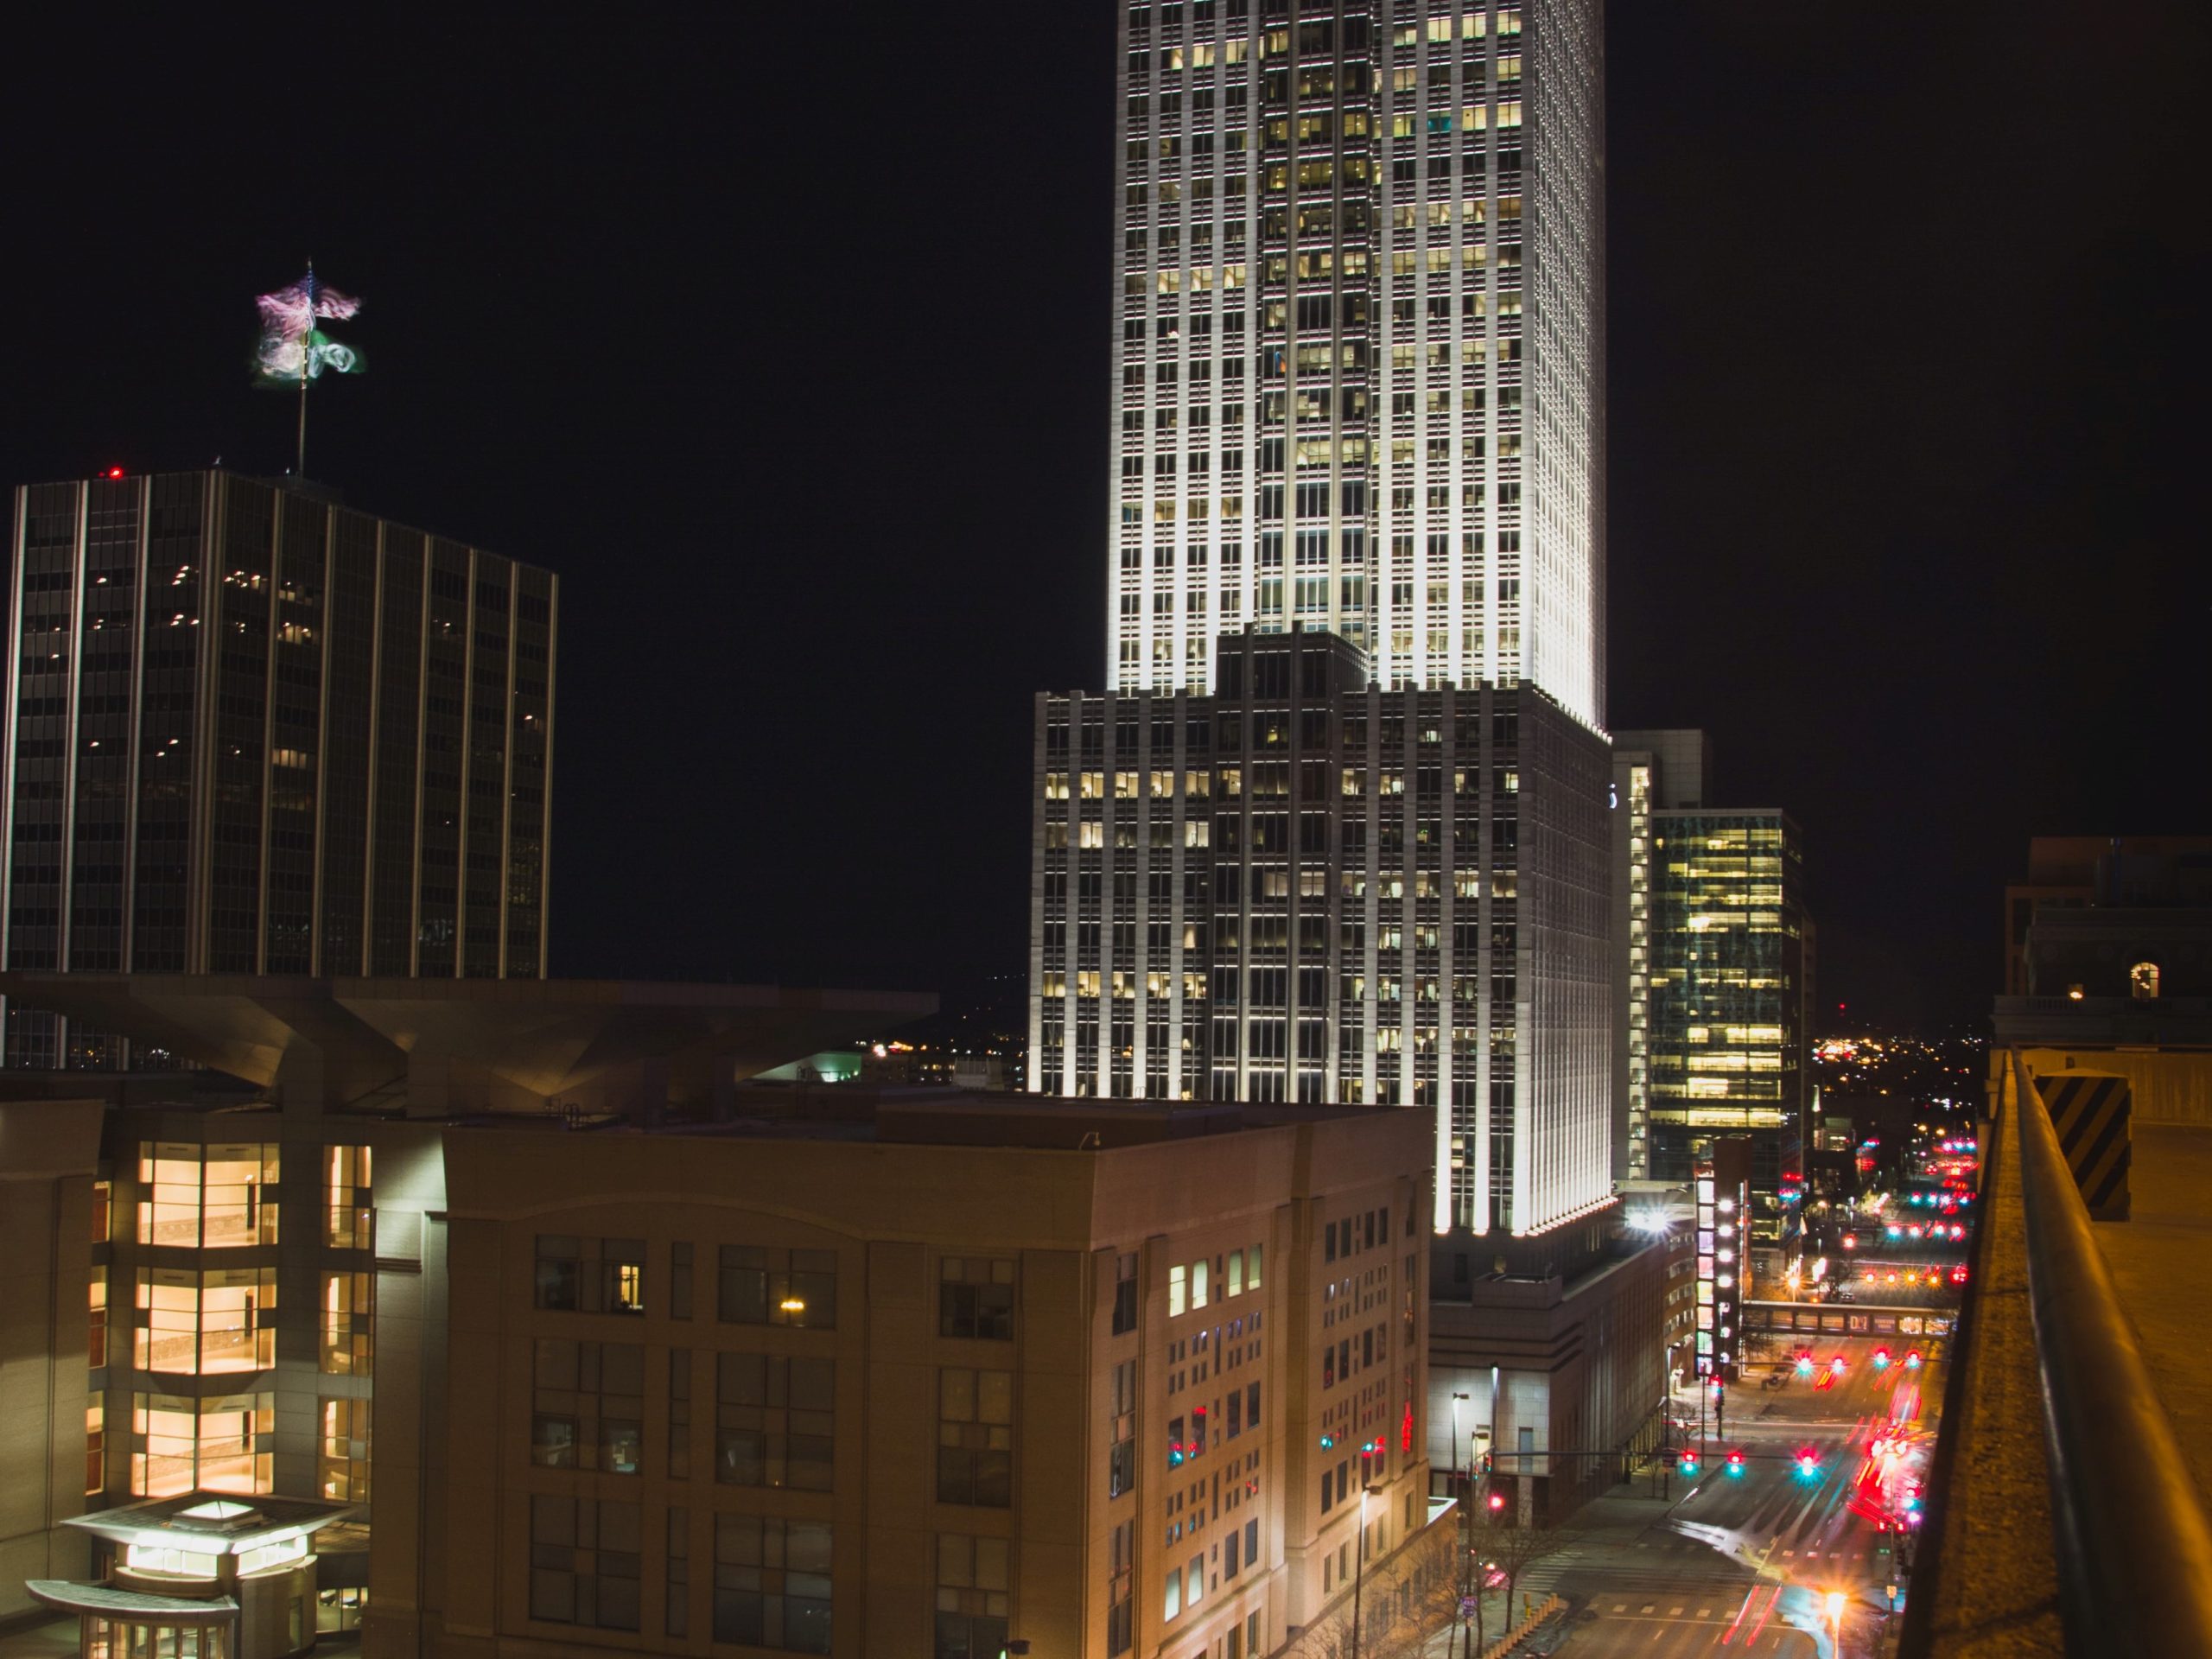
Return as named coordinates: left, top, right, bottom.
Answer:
left=1739, top=1300, right=1955, bottom=1342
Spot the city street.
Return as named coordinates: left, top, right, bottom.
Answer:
left=1505, top=1334, right=1938, bottom=1658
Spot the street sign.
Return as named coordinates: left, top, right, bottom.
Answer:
left=1459, top=1596, right=1482, bottom=1617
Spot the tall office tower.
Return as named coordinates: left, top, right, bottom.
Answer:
left=1643, top=808, right=1809, bottom=1283
left=1029, top=627, right=1611, bottom=1236
left=1608, top=729, right=1712, bottom=1183
left=1110, top=0, right=1605, bottom=726
left=2, top=469, right=557, bottom=1065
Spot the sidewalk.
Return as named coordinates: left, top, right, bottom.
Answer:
left=1415, top=1589, right=1557, bottom=1657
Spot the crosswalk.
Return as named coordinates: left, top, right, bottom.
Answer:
left=1512, top=1539, right=1756, bottom=1604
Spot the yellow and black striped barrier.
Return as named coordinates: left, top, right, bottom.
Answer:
left=2033, top=1071, right=2133, bottom=1221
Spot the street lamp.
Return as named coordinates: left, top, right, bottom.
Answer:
left=1448, top=1393, right=1473, bottom=1659
left=1349, top=1482, right=1386, bottom=1659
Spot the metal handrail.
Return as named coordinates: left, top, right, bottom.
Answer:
left=2011, top=1047, right=2212, bottom=1654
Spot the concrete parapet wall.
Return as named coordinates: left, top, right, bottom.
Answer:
left=2015, top=1046, right=2212, bottom=1127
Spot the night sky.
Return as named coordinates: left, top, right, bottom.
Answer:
left=1, top=5, right=2202, bottom=1028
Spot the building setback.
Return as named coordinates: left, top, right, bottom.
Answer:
left=1608, top=729, right=1712, bottom=1185
left=1030, top=626, right=1611, bottom=1239
left=1109, top=0, right=1606, bottom=728
left=3, top=470, right=556, bottom=1065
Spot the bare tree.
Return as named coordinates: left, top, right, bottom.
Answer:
left=1485, top=1525, right=1573, bottom=1633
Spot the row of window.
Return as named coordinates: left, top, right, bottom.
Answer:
left=125, top=1141, right=373, bottom=1251
left=1167, top=1244, right=1262, bottom=1316
left=529, top=1499, right=830, bottom=1652
left=91, top=1265, right=367, bottom=1380
left=534, top=1236, right=837, bottom=1329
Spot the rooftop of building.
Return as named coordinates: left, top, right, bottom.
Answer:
left=18, top=467, right=550, bottom=574
left=61, top=1491, right=356, bottom=1552
left=0, top=972, right=938, bottom=1116
left=2017, top=834, right=2212, bottom=899
left=454, top=1079, right=1401, bottom=1151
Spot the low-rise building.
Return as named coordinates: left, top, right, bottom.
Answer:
left=3, top=974, right=1440, bottom=1659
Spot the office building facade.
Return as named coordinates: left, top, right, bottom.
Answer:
left=2, top=974, right=1445, bottom=1659
left=1109, top=0, right=1605, bottom=726
left=1608, top=730, right=1712, bottom=1184
left=1029, top=626, right=1611, bottom=1238
left=2, top=470, right=557, bottom=1065
left=1643, top=810, right=1809, bottom=1283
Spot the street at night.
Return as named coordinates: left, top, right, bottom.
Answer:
left=1497, top=1333, right=1938, bottom=1658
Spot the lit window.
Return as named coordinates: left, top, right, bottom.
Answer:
left=323, top=1145, right=372, bottom=1248
left=137, top=1142, right=280, bottom=1249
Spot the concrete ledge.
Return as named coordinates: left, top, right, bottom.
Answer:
left=1903, top=1064, right=2063, bottom=1657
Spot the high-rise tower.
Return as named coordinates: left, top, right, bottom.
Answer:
left=2, top=469, right=557, bottom=1065
left=1109, top=0, right=1605, bottom=728
left=1036, top=0, right=1614, bottom=1242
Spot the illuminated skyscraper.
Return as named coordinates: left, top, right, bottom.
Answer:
left=1038, top=0, right=1614, bottom=1239
left=1, top=469, right=557, bottom=1065
left=1109, top=0, right=1605, bottom=728
left=1029, top=626, right=1612, bottom=1237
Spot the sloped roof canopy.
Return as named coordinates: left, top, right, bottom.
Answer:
left=0, top=973, right=935, bottom=1109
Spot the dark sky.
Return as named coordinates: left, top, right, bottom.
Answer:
left=1, top=5, right=2203, bottom=1028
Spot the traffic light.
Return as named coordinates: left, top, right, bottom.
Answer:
left=1725, top=1450, right=1746, bottom=1478
left=1829, top=1357, right=1847, bottom=1377
left=1795, top=1449, right=1822, bottom=1481
left=1796, top=1353, right=1815, bottom=1376
left=1872, top=1347, right=1891, bottom=1370
left=1678, top=1450, right=1700, bottom=1477
left=1904, top=1350, right=1923, bottom=1370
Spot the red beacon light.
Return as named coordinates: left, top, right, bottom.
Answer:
left=104, top=467, right=125, bottom=480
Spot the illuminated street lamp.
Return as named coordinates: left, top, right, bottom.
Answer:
left=1349, top=1482, right=1387, bottom=1659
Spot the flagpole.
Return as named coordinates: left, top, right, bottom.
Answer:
left=296, top=260, right=313, bottom=476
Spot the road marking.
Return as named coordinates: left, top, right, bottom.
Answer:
left=1642, top=1604, right=1656, bottom=1613
left=1699, top=1606, right=1713, bottom=1617
left=1614, top=1603, right=1627, bottom=1612
left=1672, top=1606, right=1685, bottom=1615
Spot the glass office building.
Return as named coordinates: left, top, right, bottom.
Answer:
left=2, top=470, right=557, bottom=1065
left=1644, top=810, right=1809, bottom=1277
